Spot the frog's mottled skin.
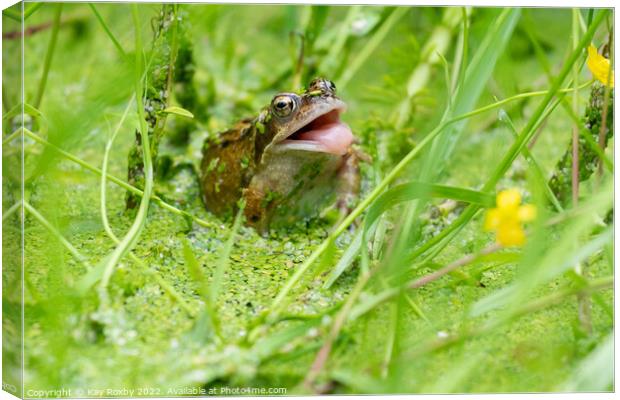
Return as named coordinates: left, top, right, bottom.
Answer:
left=200, top=78, right=362, bottom=231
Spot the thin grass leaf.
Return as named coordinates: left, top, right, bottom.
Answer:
left=2, top=128, right=22, bottom=147
left=4, top=102, right=49, bottom=138
left=252, top=319, right=321, bottom=360
left=162, top=106, right=194, bottom=119
left=338, top=7, right=408, bottom=90
left=34, top=4, right=62, bottom=109
left=100, top=95, right=134, bottom=239
left=24, top=2, right=44, bottom=20
left=404, top=293, right=430, bottom=323
left=23, top=201, right=92, bottom=270
left=314, top=237, right=338, bottom=278
left=381, top=298, right=399, bottom=378
left=365, top=182, right=493, bottom=235
left=3, top=3, right=44, bottom=22
left=211, top=202, right=245, bottom=306
left=452, top=7, right=470, bottom=95
left=317, top=6, right=361, bottom=76
left=93, top=6, right=155, bottom=303
left=323, top=228, right=364, bottom=289
left=421, top=352, right=484, bottom=393
left=560, top=333, right=613, bottom=392
left=305, top=6, right=330, bottom=49
left=3, top=7, right=21, bottom=22
left=498, top=109, right=563, bottom=212
left=2, top=202, right=20, bottom=222
left=393, top=7, right=462, bottom=128
left=89, top=4, right=127, bottom=58
left=182, top=239, right=208, bottom=299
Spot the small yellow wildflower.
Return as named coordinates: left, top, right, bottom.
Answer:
left=587, top=44, right=614, bottom=88
left=484, top=189, right=536, bottom=247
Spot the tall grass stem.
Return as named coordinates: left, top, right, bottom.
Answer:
left=33, top=4, right=62, bottom=109
left=97, top=5, right=155, bottom=301
left=89, top=4, right=126, bottom=58
left=338, top=7, right=407, bottom=91
left=23, top=201, right=92, bottom=270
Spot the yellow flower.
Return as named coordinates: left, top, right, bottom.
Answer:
left=484, top=189, right=537, bottom=247
left=587, top=44, right=614, bottom=88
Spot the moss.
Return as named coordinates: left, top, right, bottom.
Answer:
left=126, top=5, right=183, bottom=209
left=548, top=83, right=614, bottom=205
left=255, top=120, right=266, bottom=134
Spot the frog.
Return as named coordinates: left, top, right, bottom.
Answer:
left=200, top=77, right=366, bottom=232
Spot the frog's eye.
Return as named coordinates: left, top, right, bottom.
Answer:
left=327, top=80, right=336, bottom=93
left=271, top=95, right=297, bottom=118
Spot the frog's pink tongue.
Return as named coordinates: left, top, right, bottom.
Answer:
left=295, top=122, right=353, bottom=155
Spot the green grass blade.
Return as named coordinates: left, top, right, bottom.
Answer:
left=24, top=3, right=44, bottom=20
left=23, top=201, right=92, bottom=270
left=323, top=228, right=364, bottom=289
left=89, top=4, right=126, bottom=58
left=34, top=4, right=62, bottom=109
left=2, top=202, right=20, bottom=222
left=317, top=6, right=361, bottom=76
left=211, top=203, right=245, bottom=306
left=252, top=319, right=321, bottom=360
left=338, top=7, right=408, bottom=91
left=393, top=7, right=463, bottom=128
left=365, top=182, right=494, bottom=232
left=560, top=333, right=613, bottom=391
left=421, top=8, right=521, bottom=179
left=93, top=5, right=155, bottom=303
left=4, top=3, right=42, bottom=22
left=498, top=110, right=563, bottom=212
left=3, top=8, right=21, bottom=22
left=100, top=96, right=134, bottom=239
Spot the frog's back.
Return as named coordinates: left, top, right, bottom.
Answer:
left=200, top=119, right=257, bottom=217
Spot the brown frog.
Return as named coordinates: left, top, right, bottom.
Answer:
left=200, top=77, right=364, bottom=231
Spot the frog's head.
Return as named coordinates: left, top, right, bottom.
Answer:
left=261, top=77, right=353, bottom=156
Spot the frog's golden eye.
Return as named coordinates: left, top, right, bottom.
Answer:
left=271, top=95, right=297, bottom=118
left=308, top=77, right=336, bottom=95
left=327, top=80, right=336, bottom=93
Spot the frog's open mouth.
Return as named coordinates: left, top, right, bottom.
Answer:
left=280, top=108, right=353, bottom=155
